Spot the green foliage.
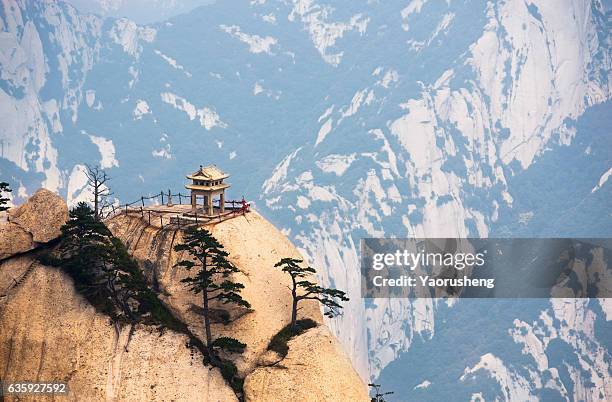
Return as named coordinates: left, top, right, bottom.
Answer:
left=0, top=181, right=11, bottom=212
left=174, top=226, right=250, bottom=394
left=267, top=318, right=317, bottom=357
left=37, top=251, right=63, bottom=267
left=300, top=282, right=350, bottom=319
left=211, top=337, right=247, bottom=354
left=46, top=202, right=176, bottom=328
left=369, top=383, right=394, bottom=402
left=39, top=203, right=247, bottom=394
left=175, top=226, right=250, bottom=309
left=218, top=358, right=243, bottom=392
left=275, top=257, right=317, bottom=277
left=174, top=227, right=250, bottom=345
left=275, top=257, right=349, bottom=332
left=54, top=202, right=119, bottom=317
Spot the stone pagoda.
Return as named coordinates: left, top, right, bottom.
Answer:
left=185, top=165, right=230, bottom=216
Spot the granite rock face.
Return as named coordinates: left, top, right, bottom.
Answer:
left=0, top=224, right=32, bottom=260
left=106, top=211, right=326, bottom=376
left=107, top=210, right=369, bottom=400
left=244, top=326, right=369, bottom=402
left=0, top=189, right=68, bottom=260
left=0, top=191, right=368, bottom=401
left=9, top=189, right=68, bottom=243
left=0, top=257, right=237, bottom=402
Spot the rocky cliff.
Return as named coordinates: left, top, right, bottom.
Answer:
left=0, top=191, right=368, bottom=401
left=0, top=189, right=67, bottom=260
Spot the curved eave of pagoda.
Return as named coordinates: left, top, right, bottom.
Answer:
left=186, top=174, right=230, bottom=181
left=185, top=183, right=231, bottom=191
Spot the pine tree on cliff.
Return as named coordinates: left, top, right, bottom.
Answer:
left=174, top=226, right=250, bottom=361
left=274, top=257, right=349, bottom=334
left=0, top=181, right=12, bottom=212
left=56, top=203, right=153, bottom=343
left=105, top=237, right=151, bottom=335
left=58, top=202, right=115, bottom=288
left=368, top=383, right=394, bottom=402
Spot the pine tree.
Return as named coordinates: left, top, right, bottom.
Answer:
left=56, top=203, right=151, bottom=338
left=174, top=226, right=250, bottom=361
left=0, top=181, right=12, bottom=212
left=58, top=202, right=115, bottom=292
left=368, top=383, right=394, bottom=402
left=274, top=257, right=349, bottom=333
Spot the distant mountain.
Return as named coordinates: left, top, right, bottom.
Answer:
left=66, top=0, right=215, bottom=24
left=1, top=0, right=610, bottom=400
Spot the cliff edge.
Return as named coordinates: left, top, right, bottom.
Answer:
left=0, top=190, right=368, bottom=401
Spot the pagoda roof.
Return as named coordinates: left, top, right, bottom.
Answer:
left=187, top=165, right=229, bottom=181
left=185, top=183, right=230, bottom=192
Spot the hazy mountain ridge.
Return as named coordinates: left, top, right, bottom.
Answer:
left=1, top=0, right=611, bottom=400
left=261, top=0, right=611, bottom=385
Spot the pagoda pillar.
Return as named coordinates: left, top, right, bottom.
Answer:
left=207, top=194, right=213, bottom=216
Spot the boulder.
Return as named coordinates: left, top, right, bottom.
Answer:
left=9, top=188, right=68, bottom=243
left=0, top=223, right=32, bottom=260
left=256, top=350, right=283, bottom=366
left=0, top=189, right=68, bottom=260
left=244, top=326, right=369, bottom=402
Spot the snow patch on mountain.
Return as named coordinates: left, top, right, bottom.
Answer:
left=315, top=154, right=356, bottom=176
left=287, top=0, right=369, bottom=66
left=152, top=144, right=172, bottom=159
left=109, top=18, right=156, bottom=57
left=407, top=11, right=455, bottom=52
left=133, top=100, right=151, bottom=119
left=461, top=353, right=536, bottom=401
left=220, top=24, right=278, bottom=54
left=591, top=167, right=612, bottom=193
left=0, top=0, right=106, bottom=192
left=262, top=147, right=302, bottom=194
left=503, top=298, right=611, bottom=400
left=400, top=0, right=427, bottom=32
left=252, top=81, right=281, bottom=99
left=66, top=164, right=91, bottom=206
left=152, top=133, right=172, bottom=160
left=341, top=88, right=373, bottom=119
left=85, top=90, right=96, bottom=107
left=470, top=0, right=608, bottom=169
left=375, top=69, right=399, bottom=89
left=86, top=133, right=119, bottom=169
left=160, top=92, right=226, bottom=130
left=315, top=118, right=332, bottom=146
left=154, top=49, right=191, bottom=76
left=261, top=13, right=276, bottom=24
left=414, top=379, right=431, bottom=390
